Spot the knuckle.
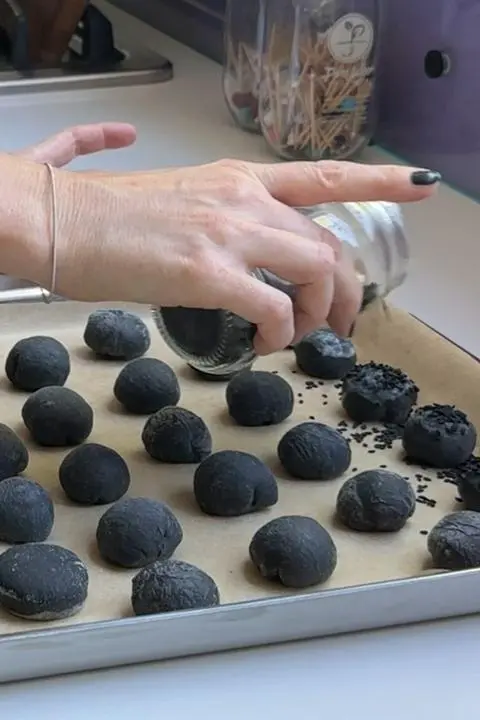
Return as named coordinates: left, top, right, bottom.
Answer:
left=211, top=160, right=255, bottom=203
left=314, top=226, right=342, bottom=260
left=182, top=246, right=211, bottom=284
left=205, top=211, right=231, bottom=242
left=307, top=240, right=336, bottom=278
left=213, top=158, right=238, bottom=171
left=222, top=174, right=248, bottom=202
left=311, top=161, right=348, bottom=194
left=265, top=292, right=293, bottom=325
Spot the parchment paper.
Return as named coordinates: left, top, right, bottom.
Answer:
left=0, top=300, right=477, bottom=635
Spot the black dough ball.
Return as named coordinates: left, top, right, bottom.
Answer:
left=336, top=469, right=416, bottom=532
left=22, top=386, right=94, bottom=447
left=294, top=328, right=356, bottom=380
left=83, top=308, right=150, bottom=360
left=142, top=406, right=212, bottom=463
left=0, top=476, right=54, bottom=543
left=277, top=422, right=351, bottom=480
left=458, top=467, right=480, bottom=511
left=5, top=335, right=70, bottom=392
left=428, top=511, right=480, bottom=570
left=402, top=404, right=477, bottom=468
left=114, top=357, right=180, bottom=415
left=0, top=543, right=88, bottom=620
left=226, top=370, right=294, bottom=426
left=96, top=497, right=183, bottom=568
left=193, top=450, right=278, bottom=517
left=59, top=443, right=130, bottom=505
left=249, top=515, right=337, bottom=588
left=131, top=559, right=220, bottom=615
left=341, top=361, right=418, bottom=424
left=0, top=424, right=28, bottom=481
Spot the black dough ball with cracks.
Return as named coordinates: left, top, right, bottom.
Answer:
left=278, top=422, right=351, bottom=481
left=142, top=406, right=212, bottom=464
left=428, top=511, right=480, bottom=570
left=193, top=450, right=278, bottom=517
left=96, top=497, right=183, bottom=569
left=113, top=357, right=180, bottom=415
left=403, top=404, right=477, bottom=468
left=0, top=476, right=54, bottom=543
left=83, top=309, right=151, bottom=360
left=5, top=335, right=70, bottom=392
left=0, top=543, right=88, bottom=620
left=336, top=469, right=416, bottom=532
left=341, top=362, right=418, bottom=424
left=0, top=424, right=29, bottom=481
left=226, top=370, right=294, bottom=427
left=21, top=386, right=93, bottom=447
left=249, top=515, right=337, bottom=588
left=132, top=559, right=220, bottom=615
left=294, top=328, right=357, bottom=380
left=59, top=443, right=131, bottom=506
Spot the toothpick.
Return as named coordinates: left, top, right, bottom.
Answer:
left=309, top=71, right=317, bottom=151
left=264, top=28, right=374, bottom=158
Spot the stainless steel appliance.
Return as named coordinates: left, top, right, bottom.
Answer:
left=0, top=0, right=173, bottom=95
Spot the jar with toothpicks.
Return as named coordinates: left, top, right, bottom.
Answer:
left=222, top=0, right=267, bottom=133
left=258, top=0, right=379, bottom=160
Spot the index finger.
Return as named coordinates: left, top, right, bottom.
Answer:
left=248, top=160, right=441, bottom=207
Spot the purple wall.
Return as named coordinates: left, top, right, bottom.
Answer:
left=376, top=0, right=480, bottom=199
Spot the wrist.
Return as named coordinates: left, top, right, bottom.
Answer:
left=0, top=154, right=104, bottom=299
left=0, top=155, right=53, bottom=287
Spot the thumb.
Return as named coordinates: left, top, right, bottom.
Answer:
left=15, top=122, right=137, bottom=168
left=249, top=160, right=441, bottom=207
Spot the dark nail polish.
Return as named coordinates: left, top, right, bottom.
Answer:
left=410, top=170, right=442, bottom=186
left=348, top=322, right=356, bottom=338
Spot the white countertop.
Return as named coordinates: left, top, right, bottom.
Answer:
left=0, top=3, right=479, bottom=716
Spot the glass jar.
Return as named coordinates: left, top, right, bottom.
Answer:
left=258, top=0, right=379, bottom=160
left=152, top=201, right=408, bottom=378
left=222, top=0, right=266, bottom=133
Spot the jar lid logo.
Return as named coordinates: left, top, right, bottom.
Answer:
left=327, top=13, right=374, bottom=64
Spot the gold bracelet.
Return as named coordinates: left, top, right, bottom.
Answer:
left=41, top=162, right=57, bottom=304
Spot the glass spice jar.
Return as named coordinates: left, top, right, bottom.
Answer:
left=222, top=0, right=267, bottom=133
left=152, top=201, right=408, bottom=378
left=258, top=0, right=379, bottom=160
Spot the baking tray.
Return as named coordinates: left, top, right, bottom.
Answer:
left=0, top=299, right=478, bottom=684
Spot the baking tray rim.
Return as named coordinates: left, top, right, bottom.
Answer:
left=1, top=567, right=480, bottom=684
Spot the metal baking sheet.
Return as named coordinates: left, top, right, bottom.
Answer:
left=0, top=299, right=478, bottom=684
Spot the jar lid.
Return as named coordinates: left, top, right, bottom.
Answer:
left=152, top=306, right=256, bottom=377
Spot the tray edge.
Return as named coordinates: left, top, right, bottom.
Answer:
left=1, top=568, right=479, bottom=684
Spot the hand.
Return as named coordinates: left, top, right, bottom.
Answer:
left=15, top=122, right=136, bottom=167
left=48, top=158, right=438, bottom=355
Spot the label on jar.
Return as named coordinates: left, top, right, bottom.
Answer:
left=327, top=13, right=374, bottom=64
left=343, top=202, right=377, bottom=242
left=312, top=213, right=359, bottom=249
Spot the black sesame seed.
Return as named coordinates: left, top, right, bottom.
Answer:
left=416, top=495, right=436, bottom=508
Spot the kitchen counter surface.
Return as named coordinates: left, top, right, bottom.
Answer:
left=1, top=2, right=477, bottom=357
left=0, top=3, right=478, bottom=716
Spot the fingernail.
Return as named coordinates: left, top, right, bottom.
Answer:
left=348, top=322, right=356, bottom=338
left=410, top=170, right=442, bottom=186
